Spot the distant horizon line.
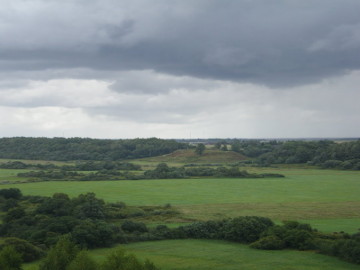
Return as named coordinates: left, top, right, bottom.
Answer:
left=0, top=136, right=359, bottom=141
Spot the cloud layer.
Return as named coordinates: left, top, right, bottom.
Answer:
left=2, top=0, right=360, bottom=86
left=0, top=0, right=359, bottom=138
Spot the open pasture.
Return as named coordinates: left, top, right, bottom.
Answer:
left=1, top=168, right=359, bottom=232
left=0, top=168, right=31, bottom=182
left=92, top=240, right=360, bottom=270
left=23, top=239, right=360, bottom=270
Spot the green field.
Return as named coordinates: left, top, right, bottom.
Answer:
left=1, top=168, right=359, bottom=232
left=121, top=240, right=360, bottom=270
left=23, top=240, right=360, bottom=270
left=0, top=168, right=32, bottom=182
left=24, top=240, right=359, bottom=270
left=2, top=165, right=360, bottom=269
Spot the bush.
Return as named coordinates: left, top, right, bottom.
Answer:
left=71, top=220, right=118, bottom=248
left=335, top=239, right=360, bottom=264
left=101, top=248, right=159, bottom=270
left=0, top=246, right=23, bottom=270
left=283, top=229, right=315, bottom=250
left=121, top=221, right=148, bottom=233
left=250, top=235, right=285, bottom=250
left=0, top=188, right=22, bottom=200
left=39, top=236, right=79, bottom=270
left=66, top=250, right=98, bottom=270
left=223, top=216, right=274, bottom=243
left=0, top=237, right=44, bottom=262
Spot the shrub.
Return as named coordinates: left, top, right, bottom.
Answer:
left=101, top=248, right=160, bottom=270
left=0, top=188, right=22, bottom=200
left=250, top=235, right=285, bottom=250
left=283, top=229, right=315, bottom=250
left=121, top=221, right=148, bottom=233
left=0, top=237, right=44, bottom=262
left=66, top=250, right=98, bottom=270
left=39, top=236, right=79, bottom=270
left=223, top=216, right=274, bottom=243
left=0, top=246, right=23, bottom=270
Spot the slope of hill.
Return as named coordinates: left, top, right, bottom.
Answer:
left=137, top=149, right=247, bottom=164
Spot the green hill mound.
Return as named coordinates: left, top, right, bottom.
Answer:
left=138, top=149, right=247, bottom=164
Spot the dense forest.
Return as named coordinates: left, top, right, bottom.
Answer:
left=226, top=139, right=360, bottom=169
left=0, top=137, right=187, bottom=161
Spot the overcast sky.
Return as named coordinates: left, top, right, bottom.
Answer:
left=1, top=0, right=359, bottom=139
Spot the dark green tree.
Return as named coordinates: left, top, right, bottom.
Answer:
left=101, top=248, right=159, bottom=270
left=66, top=251, right=98, bottom=270
left=195, top=143, right=205, bottom=156
left=0, top=246, right=23, bottom=270
left=39, top=236, right=79, bottom=270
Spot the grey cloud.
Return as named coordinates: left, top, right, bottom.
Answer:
left=1, top=0, right=360, bottom=87
left=309, top=23, right=360, bottom=52
left=109, top=70, right=222, bottom=94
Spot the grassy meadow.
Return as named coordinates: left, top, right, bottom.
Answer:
left=23, top=240, right=360, bottom=270
left=1, top=167, right=359, bottom=232
left=0, top=169, right=31, bottom=182
left=2, top=156, right=360, bottom=269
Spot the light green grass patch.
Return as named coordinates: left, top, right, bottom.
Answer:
left=301, top=218, right=360, bottom=234
left=0, top=169, right=32, bottom=182
left=89, top=240, right=359, bottom=270
left=177, top=201, right=360, bottom=222
left=2, top=168, right=360, bottom=230
left=2, top=170, right=359, bottom=205
left=23, top=240, right=360, bottom=270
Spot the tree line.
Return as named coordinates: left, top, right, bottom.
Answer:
left=0, top=137, right=187, bottom=161
left=15, top=163, right=284, bottom=181
left=228, top=139, right=360, bottom=169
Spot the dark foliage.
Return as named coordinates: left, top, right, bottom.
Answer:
left=0, top=237, right=44, bottom=262
left=178, top=216, right=274, bottom=244
left=0, top=188, right=22, bottom=200
left=253, top=140, right=360, bottom=169
left=144, top=164, right=284, bottom=179
left=0, top=137, right=187, bottom=161
left=1, top=188, right=359, bottom=266
left=143, top=163, right=186, bottom=179
left=0, top=245, right=23, bottom=270
left=251, top=220, right=360, bottom=265
left=0, top=191, right=125, bottom=252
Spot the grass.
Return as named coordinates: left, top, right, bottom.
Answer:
left=1, top=168, right=359, bottom=232
left=300, top=218, right=360, bottom=234
left=91, top=240, right=359, bottom=270
left=0, top=169, right=32, bottom=182
left=1, top=170, right=359, bottom=205
left=9, top=165, right=360, bottom=270
left=23, top=239, right=360, bottom=270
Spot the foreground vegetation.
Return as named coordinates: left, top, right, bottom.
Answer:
left=24, top=239, right=360, bottom=270
left=1, top=189, right=359, bottom=268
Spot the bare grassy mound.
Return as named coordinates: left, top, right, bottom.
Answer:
left=141, top=149, right=247, bottom=164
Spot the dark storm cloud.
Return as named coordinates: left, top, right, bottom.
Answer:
left=1, top=0, right=360, bottom=87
